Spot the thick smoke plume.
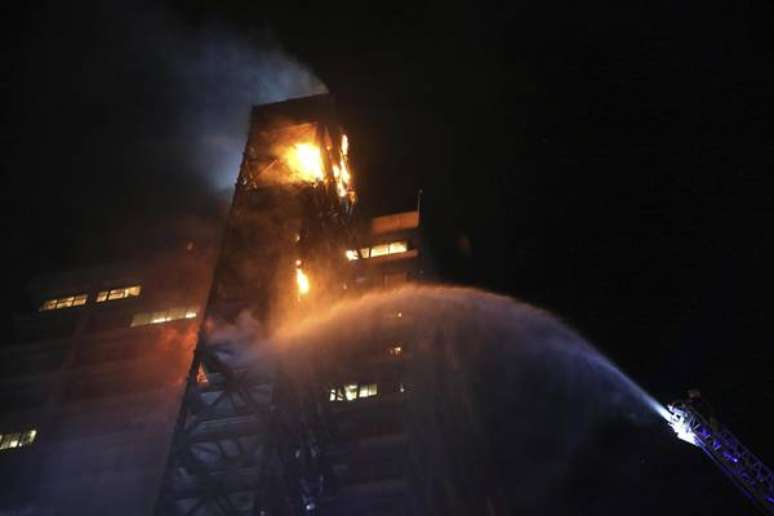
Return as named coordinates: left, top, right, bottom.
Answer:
left=7, top=0, right=327, bottom=271
left=145, top=14, right=329, bottom=191
left=103, top=2, right=328, bottom=193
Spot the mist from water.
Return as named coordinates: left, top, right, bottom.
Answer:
left=279, top=285, right=665, bottom=418
left=197, top=284, right=750, bottom=513
left=267, top=285, right=675, bottom=512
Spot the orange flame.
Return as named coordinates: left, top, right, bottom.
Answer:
left=332, top=134, right=353, bottom=198
left=284, top=143, right=324, bottom=183
left=295, top=260, right=310, bottom=297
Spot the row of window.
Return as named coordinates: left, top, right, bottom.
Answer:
left=130, top=305, right=198, bottom=327
left=346, top=241, right=409, bottom=261
left=39, top=294, right=88, bottom=311
left=0, top=429, right=37, bottom=452
left=40, top=285, right=142, bottom=312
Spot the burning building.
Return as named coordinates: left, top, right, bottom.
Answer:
left=1, top=94, right=424, bottom=515
left=154, top=94, right=424, bottom=515
left=4, top=93, right=757, bottom=516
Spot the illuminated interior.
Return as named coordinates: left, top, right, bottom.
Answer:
left=39, top=294, right=87, bottom=311
left=96, top=285, right=141, bottom=303
left=0, top=429, right=37, bottom=451
left=130, top=305, right=198, bottom=327
left=329, top=383, right=378, bottom=402
left=346, top=241, right=410, bottom=260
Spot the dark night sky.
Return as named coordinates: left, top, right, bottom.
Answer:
left=2, top=0, right=774, bottom=509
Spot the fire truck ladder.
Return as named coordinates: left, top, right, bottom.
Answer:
left=668, top=393, right=774, bottom=515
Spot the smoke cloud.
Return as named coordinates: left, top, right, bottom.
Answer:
left=6, top=0, right=328, bottom=272
left=143, top=12, right=329, bottom=191
left=100, top=1, right=329, bottom=192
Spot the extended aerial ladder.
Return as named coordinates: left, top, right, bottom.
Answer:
left=667, top=390, right=774, bottom=515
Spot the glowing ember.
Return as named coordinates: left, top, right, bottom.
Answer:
left=196, top=365, right=209, bottom=385
left=332, top=134, right=353, bottom=198
left=295, top=261, right=311, bottom=297
left=284, top=143, right=324, bottom=183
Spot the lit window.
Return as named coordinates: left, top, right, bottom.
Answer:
left=130, top=313, right=150, bottom=327
left=56, top=297, right=73, bottom=309
left=347, top=241, right=410, bottom=261
left=168, top=307, right=185, bottom=320
left=370, top=244, right=390, bottom=257
left=150, top=311, right=170, bottom=324
left=96, top=285, right=142, bottom=303
left=19, top=429, right=36, bottom=446
left=345, top=384, right=359, bottom=401
left=358, top=384, right=378, bottom=398
left=39, top=293, right=88, bottom=312
left=0, top=429, right=37, bottom=452
left=330, top=383, right=378, bottom=402
left=0, top=434, right=19, bottom=450
left=388, top=241, right=408, bottom=254
left=131, top=305, right=198, bottom=327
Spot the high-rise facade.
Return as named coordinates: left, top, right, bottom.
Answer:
left=0, top=251, right=212, bottom=514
